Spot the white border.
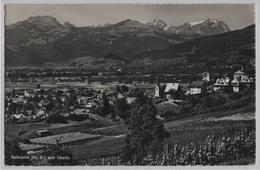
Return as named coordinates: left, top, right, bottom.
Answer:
left=0, top=0, right=259, bottom=170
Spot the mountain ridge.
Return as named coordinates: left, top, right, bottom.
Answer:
left=5, top=15, right=254, bottom=72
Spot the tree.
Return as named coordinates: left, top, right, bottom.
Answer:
left=8, top=102, right=17, bottom=114
left=98, top=93, right=113, bottom=117
left=113, top=97, right=130, bottom=120
left=46, top=100, right=55, bottom=112
left=121, top=85, right=129, bottom=93
left=122, top=92, right=169, bottom=165
left=36, top=84, right=41, bottom=89
left=45, top=114, right=68, bottom=124
left=115, top=85, right=122, bottom=93
left=56, top=90, right=63, bottom=98
left=224, top=80, right=233, bottom=93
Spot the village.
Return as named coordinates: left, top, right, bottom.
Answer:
left=4, top=67, right=255, bottom=161
left=5, top=68, right=254, bottom=122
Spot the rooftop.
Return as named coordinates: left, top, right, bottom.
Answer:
left=164, top=83, right=180, bottom=93
left=190, top=81, right=205, bottom=88
left=234, top=70, right=246, bottom=75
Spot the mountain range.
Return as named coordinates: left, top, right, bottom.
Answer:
left=5, top=16, right=255, bottom=73
left=151, top=18, right=230, bottom=35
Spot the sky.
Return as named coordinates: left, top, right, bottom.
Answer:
left=5, top=4, right=255, bottom=30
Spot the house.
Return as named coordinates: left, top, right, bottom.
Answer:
left=126, top=97, right=136, bottom=104
left=231, top=70, right=253, bottom=92
left=15, top=89, right=25, bottom=96
left=117, top=93, right=124, bottom=99
left=36, top=109, right=46, bottom=118
left=213, top=77, right=230, bottom=92
left=117, top=68, right=122, bottom=72
left=201, top=72, right=210, bottom=82
left=155, top=82, right=184, bottom=99
left=233, top=69, right=246, bottom=80
left=164, top=83, right=182, bottom=99
left=85, top=102, right=93, bottom=108
left=24, top=90, right=35, bottom=98
left=77, top=96, right=88, bottom=105
left=240, top=75, right=253, bottom=83
left=231, top=79, right=240, bottom=92
left=11, top=113, right=26, bottom=120
left=186, top=81, right=207, bottom=95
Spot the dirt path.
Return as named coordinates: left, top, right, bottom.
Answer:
left=93, top=125, right=122, bottom=131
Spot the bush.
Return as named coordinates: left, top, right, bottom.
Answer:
left=46, top=114, right=68, bottom=124
left=180, top=94, right=226, bottom=114
left=69, top=114, right=89, bottom=121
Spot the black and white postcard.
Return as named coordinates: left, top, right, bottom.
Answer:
left=1, top=1, right=258, bottom=167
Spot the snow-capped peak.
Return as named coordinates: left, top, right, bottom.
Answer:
left=152, top=19, right=167, bottom=29
left=169, top=18, right=230, bottom=35
left=188, top=18, right=220, bottom=26
left=189, top=20, right=206, bottom=26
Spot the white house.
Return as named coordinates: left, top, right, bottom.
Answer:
left=11, top=113, right=26, bottom=120
left=233, top=70, right=246, bottom=80
left=213, top=77, right=230, bottom=92
left=186, top=81, right=206, bottom=95
left=201, top=72, right=210, bottom=82
left=164, top=83, right=181, bottom=99
left=231, top=79, right=239, bottom=92
left=164, top=83, right=180, bottom=93
left=154, top=85, right=160, bottom=98
left=231, top=70, right=253, bottom=92
left=240, top=75, right=253, bottom=83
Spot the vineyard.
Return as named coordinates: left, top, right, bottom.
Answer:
left=82, top=127, right=255, bottom=165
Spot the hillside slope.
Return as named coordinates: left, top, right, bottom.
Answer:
left=129, top=24, right=255, bottom=73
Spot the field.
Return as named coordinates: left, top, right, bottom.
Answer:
left=5, top=81, right=156, bottom=91
left=71, top=110, right=255, bottom=162
left=5, top=118, right=118, bottom=140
